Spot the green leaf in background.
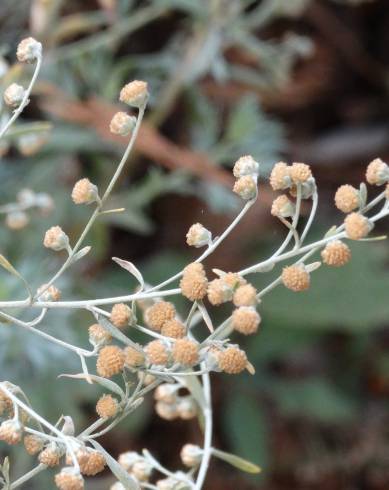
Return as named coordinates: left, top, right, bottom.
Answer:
left=212, top=448, right=262, bottom=474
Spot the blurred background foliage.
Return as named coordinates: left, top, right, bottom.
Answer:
left=1, top=0, right=389, bottom=488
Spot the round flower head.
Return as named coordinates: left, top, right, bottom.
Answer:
left=233, top=284, right=257, bottom=307
left=119, top=80, right=149, bottom=107
left=177, top=397, right=197, bottom=420
left=145, top=301, right=175, bottom=331
left=281, top=264, right=310, bottom=292
left=321, top=240, right=351, bottom=267
left=154, top=384, right=178, bottom=403
left=5, top=211, right=29, bottom=230
left=96, top=394, right=119, bottom=419
left=24, top=434, right=44, bottom=455
left=43, top=225, right=69, bottom=251
left=110, top=303, right=132, bottom=328
left=155, top=401, right=178, bottom=421
left=39, top=444, right=61, bottom=467
left=0, top=390, right=12, bottom=416
left=271, top=194, right=295, bottom=218
left=71, top=178, right=99, bottom=205
left=172, top=338, right=199, bottom=367
left=270, top=162, right=291, bottom=190
left=186, top=223, right=211, bottom=248
left=233, top=155, right=260, bottom=178
left=218, top=347, right=248, bottom=374
left=88, top=323, right=111, bottom=346
left=334, top=185, right=360, bottom=213
left=124, top=345, right=145, bottom=368
left=233, top=175, right=257, bottom=200
left=76, top=448, right=106, bottom=476
left=96, top=345, right=125, bottom=378
left=16, top=37, right=42, bottom=63
left=232, top=307, right=261, bottom=335
left=109, top=112, right=136, bottom=136
left=55, top=468, right=84, bottom=490
left=37, top=284, right=61, bottom=302
left=0, top=420, right=22, bottom=445
left=4, top=83, right=25, bottom=107
left=145, top=340, right=169, bottom=366
left=180, top=262, right=208, bottom=301
left=118, top=451, right=140, bottom=471
left=207, top=278, right=231, bottom=305
left=132, top=459, right=153, bottom=482
left=366, top=158, right=389, bottom=185
left=180, top=444, right=202, bottom=467
left=290, top=162, right=312, bottom=184
left=344, top=212, right=372, bottom=240
left=161, top=319, right=186, bottom=339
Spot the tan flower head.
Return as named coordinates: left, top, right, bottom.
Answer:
left=172, top=339, right=199, bottom=367
left=109, top=111, right=136, bottom=136
left=180, top=444, right=202, bottom=467
left=233, top=284, right=257, bottom=307
left=55, top=468, right=84, bottom=490
left=155, top=401, right=178, bottom=420
left=0, top=420, right=22, bottom=445
left=344, top=212, right=372, bottom=240
left=154, top=384, right=178, bottom=403
left=37, top=284, right=61, bottom=302
left=124, top=345, right=145, bottom=368
left=290, top=162, right=312, bottom=184
left=39, top=444, right=61, bottom=467
left=145, top=340, right=169, bottom=366
left=161, top=319, right=186, bottom=339
left=43, top=225, right=69, bottom=251
left=96, top=345, right=125, bottom=378
left=218, top=347, right=248, bottom=374
left=119, top=80, right=149, bottom=107
left=233, top=155, right=260, bottom=178
left=207, top=278, right=230, bottom=305
left=186, top=223, right=211, bottom=248
left=321, top=240, right=351, bottom=267
left=88, top=323, right=111, bottom=346
left=366, top=158, right=389, bottom=185
left=71, top=178, right=99, bottom=205
left=232, top=307, right=261, bottom=335
left=233, top=175, right=257, bottom=200
left=180, top=262, right=208, bottom=301
left=271, top=194, right=295, bottom=218
left=334, top=185, right=360, bottom=213
left=96, top=394, right=119, bottom=419
left=281, top=264, right=310, bottom=292
left=4, top=83, right=25, bottom=107
left=270, top=162, right=291, bottom=190
left=24, top=434, right=44, bottom=455
left=110, top=303, right=132, bottom=328
left=16, top=37, right=42, bottom=63
left=131, top=459, right=153, bottom=482
left=77, top=448, right=106, bottom=476
left=0, top=389, right=13, bottom=416
left=177, top=397, right=197, bottom=419
left=145, top=301, right=175, bottom=331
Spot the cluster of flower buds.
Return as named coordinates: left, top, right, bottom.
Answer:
left=116, top=451, right=153, bottom=483
left=232, top=155, right=260, bottom=200
left=4, top=188, right=53, bottom=231
left=154, top=383, right=198, bottom=421
left=270, top=161, right=315, bottom=199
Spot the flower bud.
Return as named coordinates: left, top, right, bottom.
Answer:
left=270, top=162, right=291, bottom=190
left=96, top=394, right=119, bottom=419
left=36, top=284, right=61, bottom=302
left=233, top=175, right=257, bottom=200
left=88, top=323, right=112, bottom=346
left=4, top=83, right=25, bottom=107
left=180, top=444, right=202, bottom=467
left=271, top=194, right=295, bottom=218
left=366, top=158, right=389, bottom=185
left=344, top=212, right=372, bottom=240
left=186, top=223, right=211, bottom=248
left=218, top=346, right=248, bottom=374
left=109, top=112, right=137, bottom=136
left=335, top=185, right=360, bottom=213
left=54, top=467, right=84, bottom=490
left=233, top=155, right=260, bottom=178
left=119, top=80, right=149, bottom=107
left=131, top=459, right=153, bottom=482
left=5, top=211, right=29, bottom=230
left=281, top=264, right=310, bottom=292
left=16, top=37, right=42, bottom=63
left=177, top=397, right=197, bottom=420
left=43, top=225, right=69, bottom=251
left=118, top=451, right=140, bottom=471
left=0, top=420, right=23, bottom=445
left=71, top=178, right=99, bottom=205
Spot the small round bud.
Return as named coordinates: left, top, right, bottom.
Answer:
left=344, top=212, right=372, bottom=240
left=232, top=307, right=261, bottom=335
left=4, top=83, right=25, bottom=107
left=110, top=303, right=133, bottom=328
left=96, top=394, right=119, bottom=419
left=119, top=80, right=149, bottom=107
left=24, top=434, right=44, bottom=455
left=207, top=278, right=231, bottom=305
left=0, top=420, right=22, bottom=445
left=186, top=223, right=211, bottom=248
left=290, top=162, right=312, bottom=184
left=172, top=339, right=199, bottom=367
left=180, top=444, right=202, bottom=467
left=16, top=37, right=42, bottom=63
left=109, top=112, right=136, bottom=136
left=37, top=284, right=61, bottom=302
left=321, top=240, right=351, bottom=267
left=233, top=175, right=257, bottom=200
left=180, top=263, right=208, bottom=301
left=161, top=319, right=186, bottom=338
left=71, top=178, right=99, bottom=205
left=131, top=459, right=153, bottom=482
left=96, top=345, right=125, bottom=378
left=88, top=323, right=112, bottom=346
left=366, top=158, right=389, bottom=185
left=155, top=401, right=178, bottom=420
left=233, top=155, right=260, bottom=178
left=43, top=225, right=69, bottom=251
left=154, top=384, right=178, bottom=403
left=55, top=468, right=84, bottom=490
left=118, top=451, right=140, bottom=471
left=39, top=444, right=61, bottom=467
left=334, top=185, right=360, bottom=213
left=271, top=194, right=295, bottom=218
left=281, top=264, right=310, bottom=292
left=233, top=284, right=257, bottom=307
left=145, top=340, right=169, bottom=366
left=124, top=345, right=145, bottom=368
left=77, top=448, right=106, bottom=476
left=177, top=397, right=197, bottom=420
left=270, top=162, right=291, bottom=190
left=218, top=347, right=247, bottom=374
left=145, top=301, right=175, bottom=331
left=5, top=211, right=29, bottom=230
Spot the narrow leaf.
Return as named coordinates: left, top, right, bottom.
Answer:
left=71, top=246, right=91, bottom=263
left=58, top=373, right=125, bottom=397
left=98, top=315, right=141, bottom=350
left=211, top=448, right=261, bottom=474
left=197, top=301, right=214, bottom=333
left=112, top=257, right=144, bottom=290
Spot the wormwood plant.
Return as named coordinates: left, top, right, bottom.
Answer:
left=1, top=37, right=389, bottom=490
